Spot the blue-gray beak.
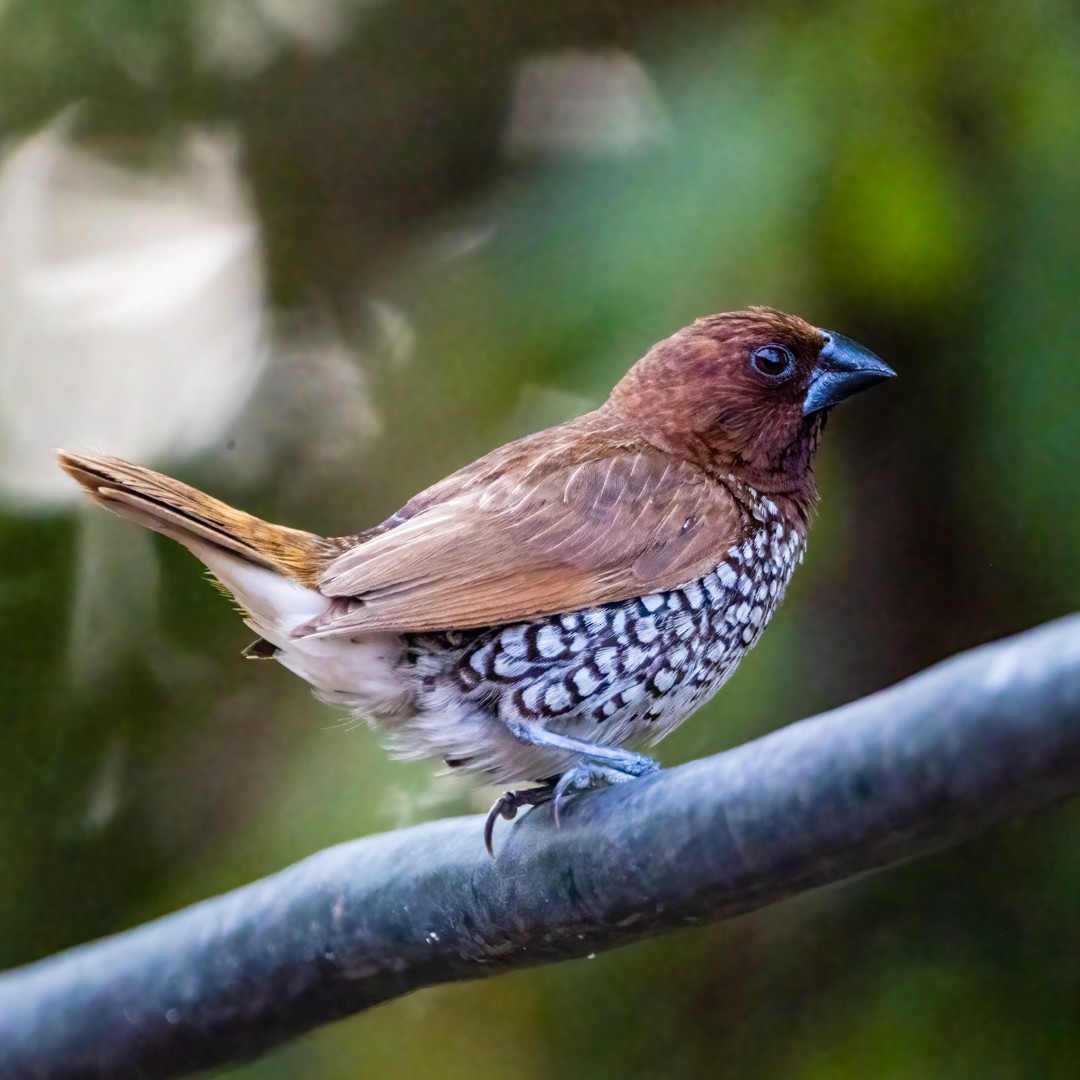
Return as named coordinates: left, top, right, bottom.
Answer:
left=803, top=331, right=896, bottom=415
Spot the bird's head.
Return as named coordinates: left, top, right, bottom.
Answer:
left=606, top=306, right=895, bottom=502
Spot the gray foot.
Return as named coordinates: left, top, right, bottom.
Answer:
left=484, top=722, right=660, bottom=855
left=549, top=754, right=659, bottom=826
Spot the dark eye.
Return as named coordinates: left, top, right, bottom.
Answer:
left=750, top=344, right=796, bottom=381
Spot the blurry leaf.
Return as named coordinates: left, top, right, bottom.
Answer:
left=824, top=134, right=979, bottom=305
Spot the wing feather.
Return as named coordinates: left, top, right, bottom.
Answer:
left=304, top=449, right=742, bottom=636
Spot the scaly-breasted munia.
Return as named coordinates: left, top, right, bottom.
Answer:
left=58, top=308, right=894, bottom=852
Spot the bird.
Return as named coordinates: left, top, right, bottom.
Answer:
left=57, top=307, right=894, bottom=854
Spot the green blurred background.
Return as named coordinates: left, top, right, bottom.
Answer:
left=2, top=1, right=1079, bottom=1076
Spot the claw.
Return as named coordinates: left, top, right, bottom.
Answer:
left=483, top=752, right=660, bottom=855
left=484, top=784, right=555, bottom=856
left=551, top=770, right=583, bottom=829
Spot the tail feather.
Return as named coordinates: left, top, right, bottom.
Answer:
left=56, top=450, right=336, bottom=586
left=57, top=450, right=411, bottom=719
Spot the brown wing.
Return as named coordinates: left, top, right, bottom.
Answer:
left=303, top=449, right=743, bottom=636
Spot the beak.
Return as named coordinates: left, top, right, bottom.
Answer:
left=803, top=331, right=896, bottom=415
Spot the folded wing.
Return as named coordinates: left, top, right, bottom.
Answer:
left=304, top=449, right=742, bottom=636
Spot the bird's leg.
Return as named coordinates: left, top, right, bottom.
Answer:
left=484, top=724, right=660, bottom=853
left=505, top=722, right=660, bottom=783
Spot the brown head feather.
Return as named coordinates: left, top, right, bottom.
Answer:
left=606, top=307, right=827, bottom=513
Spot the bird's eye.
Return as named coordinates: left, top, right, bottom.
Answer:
left=750, top=344, right=796, bottom=382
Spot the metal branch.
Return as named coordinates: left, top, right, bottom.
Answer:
left=2, top=615, right=1080, bottom=1080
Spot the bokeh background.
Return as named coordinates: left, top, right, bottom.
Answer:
left=2, top=1, right=1079, bottom=1076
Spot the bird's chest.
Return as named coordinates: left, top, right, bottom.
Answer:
left=407, top=511, right=806, bottom=742
left=578, top=515, right=806, bottom=737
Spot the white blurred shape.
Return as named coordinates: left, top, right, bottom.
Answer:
left=426, top=219, right=497, bottom=268
left=25, top=228, right=251, bottom=328
left=66, top=509, right=161, bottom=692
left=229, top=321, right=380, bottom=483
left=368, top=297, right=415, bottom=368
left=82, top=738, right=127, bottom=832
left=0, top=122, right=266, bottom=506
left=196, top=0, right=280, bottom=75
left=254, top=0, right=356, bottom=51
left=503, top=50, right=670, bottom=160
left=196, top=0, right=367, bottom=74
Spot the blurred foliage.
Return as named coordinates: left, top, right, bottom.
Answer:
left=2, top=0, right=1080, bottom=1077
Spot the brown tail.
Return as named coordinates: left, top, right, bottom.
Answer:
left=57, top=450, right=336, bottom=586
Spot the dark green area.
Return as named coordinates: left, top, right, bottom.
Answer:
left=1, top=1, right=1078, bottom=1077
